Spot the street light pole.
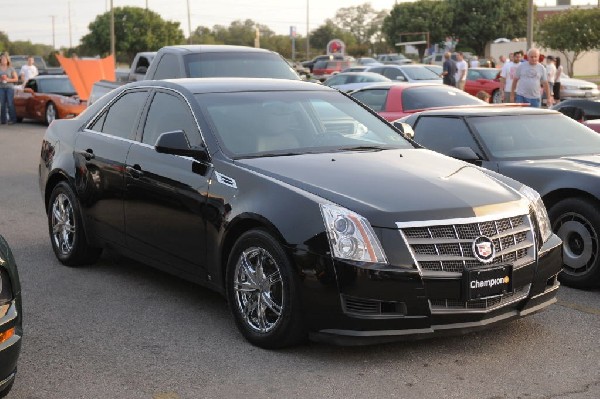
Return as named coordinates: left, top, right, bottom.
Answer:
left=110, top=0, right=115, bottom=63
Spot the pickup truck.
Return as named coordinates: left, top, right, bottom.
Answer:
left=10, top=55, right=64, bottom=77
left=89, top=45, right=299, bottom=105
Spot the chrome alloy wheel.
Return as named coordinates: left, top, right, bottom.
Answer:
left=233, top=246, right=283, bottom=333
left=51, top=193, right=76, bottom=256
left=46, top=103, right=56, bottom=125
left=555, top=212, right=599, bottom=276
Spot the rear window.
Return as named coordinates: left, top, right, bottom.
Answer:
left=402, top=86, right=485, bottom=111
left=184, top=52, right=299, bottom=80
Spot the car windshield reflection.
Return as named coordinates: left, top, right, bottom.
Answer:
left=471, top=114, right=600, bottom=159
left=195, top=90, right=413, bottom=158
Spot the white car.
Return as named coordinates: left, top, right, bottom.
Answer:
left=322, top=72, right=391, bottom=92
left=366, top=64, right=443, bottom=84
left=560, top=73, right=600, bottom=99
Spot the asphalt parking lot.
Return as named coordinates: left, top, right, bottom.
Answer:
left=1, top=121, right=599, bottom=399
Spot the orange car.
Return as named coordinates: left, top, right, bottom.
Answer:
left=14, top=75, right=86, bottom=125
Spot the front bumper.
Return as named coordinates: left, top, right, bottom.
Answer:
left=0, top=301, right=21, bottom=391
left=302, top=233, right=562, bottom=345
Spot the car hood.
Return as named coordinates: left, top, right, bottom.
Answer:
left=238, top=149, right=526, bottom=228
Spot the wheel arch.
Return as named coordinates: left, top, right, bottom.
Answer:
left=219, top=213, right=290, bottom=290
left=543, top=188, right=600, bottom=211
left=44, top=170, right=70, bottom=213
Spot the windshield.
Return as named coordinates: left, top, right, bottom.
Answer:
left=38, top=78, right=77, bottom=96
left=470, top=113, right=600, bottom=159
left=195, top=90, right=414, bottom=158
left=402, top=86, right=485, bottom=111
left=185, top=52, right=299, bottom=80
left=402, top=66, right=441, bottom=80
left=476, top=69, right=500, bottom=80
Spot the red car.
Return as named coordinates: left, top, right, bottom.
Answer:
left=464, top=68, right=503, bottom=103
left=584, top=119, right=600, bottom=133
left=311, top=59, right=355, bottom=82
left=349, top=82, right=486, bottom=121
left=14, top=75, right=86, bottom=125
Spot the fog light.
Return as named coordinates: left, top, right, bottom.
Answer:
left=0, top=327, right=14, bottom=344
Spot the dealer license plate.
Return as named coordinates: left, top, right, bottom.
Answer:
left=464, top=265, right=512, bottom=300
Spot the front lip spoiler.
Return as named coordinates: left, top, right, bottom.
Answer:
left=310, top=295, right=557, bottom=346
left=0, top=371, right=15, bottom=391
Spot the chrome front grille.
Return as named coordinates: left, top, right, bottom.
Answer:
left=398, top=214, right=536, bottom=274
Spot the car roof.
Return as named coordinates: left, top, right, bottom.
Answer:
left=158, top=45, right=275, bottom=54
left=410, top=105, right=560, bottom=117
left=352, top=82, right=442, bottom=90
left=127, top=78, right=332, bottom=94
left=31, top=75, right=69, bottom=80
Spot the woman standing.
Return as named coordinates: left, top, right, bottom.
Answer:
left=0, top=52, right=18, bottom=125
left=553, top=57, right=563, bottom=103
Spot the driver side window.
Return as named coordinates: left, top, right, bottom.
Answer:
left=142, top=91, right=201, bottom=147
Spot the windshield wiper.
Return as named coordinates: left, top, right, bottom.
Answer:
left=338, top=145, right=388, bottom=152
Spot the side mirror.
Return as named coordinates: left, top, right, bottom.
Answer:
left=395, top=75, right=406, bottom=82
left=135, top=66, right=148, bottom=74
left=447, top=146, right=481, bottom=164
left=392, top=121, right=415, bottom=139
left=155, top=130, right=208, bottom=161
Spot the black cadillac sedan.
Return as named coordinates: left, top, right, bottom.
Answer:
left=0, top=235, right=22, bottom=397
left=398, top=106, right=600, bottom=288
left=39, top=79, right=562, bottom=348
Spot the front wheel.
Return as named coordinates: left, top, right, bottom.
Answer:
left=45, top=102, right=57, bottom=125
left=549, top=198, right=600, bottom=288
left=48, top=182, right=102, bottom=266
left=226, top=229, right=306, bottom=348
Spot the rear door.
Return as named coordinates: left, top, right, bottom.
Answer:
left=74, top=88, right=150, bottom=245
left=124, top=88, right=211, bottom=278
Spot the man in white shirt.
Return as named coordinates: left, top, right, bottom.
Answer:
left=499, top=51, right=522, bottom=102
left=454, top=52, right=468, bottom=91
left=19, top=56, right=38, bottom=86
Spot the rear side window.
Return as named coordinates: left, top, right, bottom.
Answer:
left=90, top=91, right=148, bottom=140
left=351, top=89, right=389, bottom=112
left=413, top=116, right=480, bottom=155
left=185, top=52, right=299, bottom=80
left=153, top=54, right=181, bottom=79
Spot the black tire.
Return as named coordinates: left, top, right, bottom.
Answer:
left=0, top=380, right=13, bottom=398
left=226, top=229, right=306, bottom=349
left=47, top=182, right=102, bottom=266
left=549, top=198, right=600, bottom=288
left=16, top=117, right=22, bottom=123
left=45, top=102, right=57, bottom=125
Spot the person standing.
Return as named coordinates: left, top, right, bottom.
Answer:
left=545, top=55, right=557, bottom=101
left=554, top=57, right=563, bottom=103
left=510, top=48, right=553, bottom=108
left=454, top=52, right=468, bottom=91
left=0, top=53, right=18, bottom=125
left=470, top=55, right=480, bottom=68
left=19, top=56, right=38, bottom=86
left=441, top=52, right=457, bottom=86
left=499, top=51, right=522, bottom=102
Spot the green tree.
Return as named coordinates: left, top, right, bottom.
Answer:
left=449, top=0, right=527, bottom=56
left=537, top=8, right=600, bottom=76
left=189, top=26, right=219, bottom=44
left=0, top=31, right=9, bottom=53
left=383, top=0, right=452, bottom=59
left=310, top=19, right=356, bottom=54
left=79, top=6, right=184, bottom=63
left=334, top=3, right=387, bottom=46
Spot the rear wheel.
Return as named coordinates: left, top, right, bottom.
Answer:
left=45, top=102, right=57, bottom=125
left=48, top=182, right=102, bottom=266
left=226, top=229, right=306, bottom=348
left=549, top=198, right=600, bottom=288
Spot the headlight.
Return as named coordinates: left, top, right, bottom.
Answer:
left=561, top=85, right=577, bottom=90
left=320, top=204, right=388, bottom=264
left=60, top=97, right=79, bottom=105
left=519, top=185, right=552, bottom=243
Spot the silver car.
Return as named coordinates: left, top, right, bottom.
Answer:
left=560, top=73, right=600, bottom=99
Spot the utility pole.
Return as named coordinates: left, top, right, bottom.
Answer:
left=526, top=0, right=534, bottom=50
left=187, top=0, right=192, bottom=44
left=68, top=1, right=73, bottom=48
left=110, top=0, right=115, bottom=63
left=306, top=0, right=310, bottom=60
left=50, top=16, right=56, bottom=49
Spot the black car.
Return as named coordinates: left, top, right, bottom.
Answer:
left=398, top=106, right=600, bottom=288
left=0, top=234, right=22, bottom=397
left=39, top=78, right=562, bottom=348
left=551, top=99, right=600, bottom=120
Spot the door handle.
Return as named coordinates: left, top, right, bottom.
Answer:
left=77, top=149, right=95, bottom=160
left=126, top=164, right=144, bottom=178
